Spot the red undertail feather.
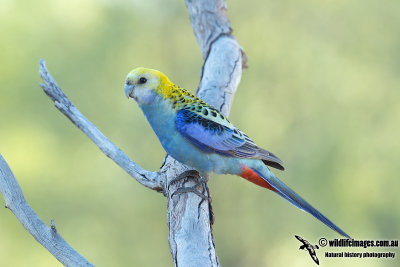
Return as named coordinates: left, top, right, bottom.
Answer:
left=239, top=165, right=277, bottom=191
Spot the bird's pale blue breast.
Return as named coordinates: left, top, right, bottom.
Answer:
left=138, top=97, right=241, bottom=174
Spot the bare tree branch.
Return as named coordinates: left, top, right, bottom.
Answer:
left=39, top=59, right=163, bottom=192
left=163, top=1, right=246, bottom=266
left=0, top=154, right=94, bottom=267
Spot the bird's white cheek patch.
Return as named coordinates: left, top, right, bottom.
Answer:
left=133, top=89, right=157, bottom=104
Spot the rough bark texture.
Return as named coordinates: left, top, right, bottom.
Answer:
left=0, top=155, right=94, bottom=266
left=163, top=1, right=245, bottom=266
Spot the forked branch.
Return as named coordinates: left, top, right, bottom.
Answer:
left=0, top=155, right=94, bottom=266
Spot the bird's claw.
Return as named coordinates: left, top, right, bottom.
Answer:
left=168, top=170, right=200, bottom=187
left=170, top=170, right=209, bottom=201
left=169, top=170, right=214, bottom=224
left=172, top=185, right=209, bottom=201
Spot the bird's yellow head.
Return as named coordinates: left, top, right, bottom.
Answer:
left=125, top=67, right=173, bottom=105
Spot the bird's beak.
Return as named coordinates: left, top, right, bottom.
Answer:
left=124, top=83, right=135, bottom=99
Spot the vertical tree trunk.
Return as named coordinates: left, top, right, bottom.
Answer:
left=163, top=1, right=246, bottom=266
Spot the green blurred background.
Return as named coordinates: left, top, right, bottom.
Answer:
left=1, top=0, right=399, bottom=266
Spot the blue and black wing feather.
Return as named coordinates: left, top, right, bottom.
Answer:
left=175, top=107, right=284, bottom=170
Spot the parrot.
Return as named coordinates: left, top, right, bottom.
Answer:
left=124, top=67, right=351, bottom=239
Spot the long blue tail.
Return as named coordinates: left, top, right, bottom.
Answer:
left=253, top=166, right=351, bottom=239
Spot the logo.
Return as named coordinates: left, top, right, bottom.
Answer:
left=295, top=235, right=320, bottom=265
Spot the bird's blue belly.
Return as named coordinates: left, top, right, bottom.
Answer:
left=163, top=132, right=243, bottom=175
left=157, top=117, right=225, bottom=173
left=140, top=100, right=242, bottom=175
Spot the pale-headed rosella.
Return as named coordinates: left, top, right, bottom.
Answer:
left=124, top=67, right=351, bottom=239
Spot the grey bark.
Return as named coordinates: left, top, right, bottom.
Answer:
left=0, top=0, right=245, bottom=266
left=39, top=60, right=163, bottom=192
left=164, top=1, right=245, bottom=266
left=0, top=155, right=94, bottom=266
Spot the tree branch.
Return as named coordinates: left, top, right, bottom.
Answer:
left=0, top=154, right=94, bottom=267
left=39, top=59, right=163, bottom=192
left=163, top=1, right=246, bottom=266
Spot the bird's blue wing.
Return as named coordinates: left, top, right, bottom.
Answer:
left=175, top=107, right=284, bottom=170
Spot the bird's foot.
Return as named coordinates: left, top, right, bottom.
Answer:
left=168, top=170, right=200, bottom=187
left=173, top=186, right=209, bottom=201
left=169, top=170, right=214, bottom=224
left=170, top=170, right=209, bottom=201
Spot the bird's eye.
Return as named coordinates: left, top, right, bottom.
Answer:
left=139, top=77, right=147, bottom=84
